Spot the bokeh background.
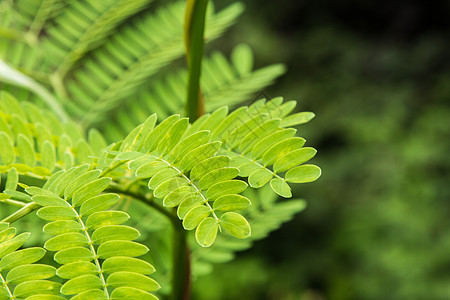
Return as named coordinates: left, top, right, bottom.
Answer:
left=195, top=0, right=450, bottom=299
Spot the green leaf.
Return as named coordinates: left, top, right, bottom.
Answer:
left=80, top=193, right=120, bottom=216
left=280, top=111, right=315, bottom=127
left=0, top=132, right=14, bottom=165
left=6, top=264, right=56, bottom=284
left=25, top=187, right=55, bottom=197
left=235, top=162, right=260, bottom=177
left=128, top=155, right=157, bottom=170
left=232, top=43, right=253, bottom=75
left=153, top=177, right=189, bottom=199
left=61, top=274, right=103, bottom=295
left=195, top=217, right=219, bottom=247
left=50, top=164, right=90, bottom=195
left=0, top=228, right=15, bottom=243
left=13, top=280, right=61, bottom=298
left=144, top=114, right=180, bottom=152
left=248, top=168, right=273, bottom=188
left=86, top=211, right=130, bottom=230
left=0, top=233, right=30, bottom=259
left=177, top=194, right=203, bottom=219
left=157, top=118, right=189, bottom=155
left=262, top=137, right=306, bottom=166
left=133, top=114, right=157, bottom=151
left=226, top=113, right=270, bottom=149
left=0, top=116, right=12, bottom=137
left=190, top=155, right=231, bottom=181
left=169, top=130, right=210, bottom=163
left=239, top=119, right=281, bottom=154
left=251, top=128, right=296, bottom=159
left=107, top=271, right=160, bottom=291
left=92, top=225, right=140, bottom=244
left=198, top=167, right=239, bottom=190
left=5, top=168, right=18, bottom=191
left=148, top=169, right=179, bottom=190
left=179, top=141, right=222, bottom=171
left=213, top=195, right=251, bottom=211
left=110, top=287, right=158, bottom=300
left=54, top=247, right=94, bottom=264
left=163, top=186, right=196, bottom=207
left=0, top=248, right=46, bottom=271
left=57, top=261, right=98, bottom=279
left=25, top=295, right=65, bottom=300
left=200, top=107, right=230, bottom=131
left=17, top=134, right=36, bottom=166
left=32, top=195, right=67, bottom=207
left=102, top=257, right=155, bottom=275
left=37, top=207, right=77, bottom=221
left=210, top=106, right=247, bottom=141
left=183, top=205, right=211, bottom=230
left=135, top=161, right=169, bottom=178
left=120, top=125, right=143, bottom=152
left=115, top=151, right=145, bottom=161
left=97, top=241, right=148, bottom=259
left=32, top=166, right=52, bottom=177
left=43, top=220, right=83, bottom=235
left=285, top=164, right=322, bottom=183
left=206, top=180, right=247, bottom=200
left=88, top=128, right=108, bottom=155
left=220, top=212, right=251, bottom=239
left=12, top=116, right=32, bottom=142
left=270, top=178, right=292, bottom=198
left=273, top=147, right=317, bottom=173
left=72, top=177, right=111, bottom=206
left=44, top=233, right=88, bottom=251
left=70, top=289, right=106, bottom=300
left=63, top=170, right=102, bottom=199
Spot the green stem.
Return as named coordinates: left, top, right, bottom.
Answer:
left=171, top=222, right=191, bottom=300
left=1, top=199, right=27, bottom=207
left=106, top=183, right=177, bottom=225
left=184, top=0, right=208, bottom=121
left=1, top=202, right=40, bottom=223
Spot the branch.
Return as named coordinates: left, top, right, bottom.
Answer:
left=1, top=202, right=40, bottom=224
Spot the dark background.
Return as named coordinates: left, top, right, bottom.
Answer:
left=195, top=1, right=450, bottom=299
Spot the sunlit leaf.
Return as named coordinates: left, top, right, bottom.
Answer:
left=57, top=261, right=98, bottom=279
left=285, top=164, right=321, bottom=183
left=220, top=212, right=251, bottom=239
left=97, top=241, right=148, bottom=259
left=195, top=217, right=219, bottom=247
left=61, top=274, right=103, bottom=295
left=107, top=271, right=160, bottom=291
left=213, top=194, right=251, bottom=211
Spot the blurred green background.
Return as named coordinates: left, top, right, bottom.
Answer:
left=194, top=0, right=450, bottom=299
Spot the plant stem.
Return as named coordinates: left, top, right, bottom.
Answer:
left=171, top=221, right=191, bottom=300
left=184, top=0, right=208, bottom=121
left=1, top=202, right=40, bottom=223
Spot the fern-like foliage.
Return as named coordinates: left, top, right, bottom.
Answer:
left=0, top=222, right=54, bottom=299
left=0, top=0, right=247, bottom=129
left=0, top=92, right=105, bottom=178
left=103, top=97, right=320, bottom=247
left=0, top=90, right=320, bottom=297
left=30, top=167, right=159, bottom=299
left=100, top=44, right=286, bottom=142
left=190, top=185, right=307, bottom=276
